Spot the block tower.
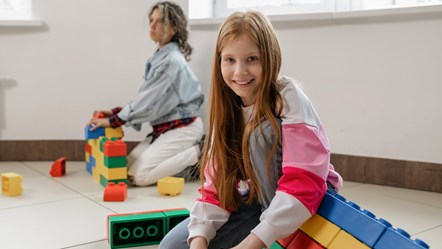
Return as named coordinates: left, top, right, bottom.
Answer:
left=85, top=124, right=127, bottom=187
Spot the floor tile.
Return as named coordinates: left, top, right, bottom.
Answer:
left=0, top=198, right=114, bottom=249
left=415, top=225, right=442, bottom=249
left=25, top=161, right=105, bottom=197
left=1, top=162, right=82, bottom=209
left=339, top=184, right=442, bottom=236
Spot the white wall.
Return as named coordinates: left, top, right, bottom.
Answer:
left=1, top=1, right=441, bottom=164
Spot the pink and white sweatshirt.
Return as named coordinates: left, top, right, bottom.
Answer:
left=187, top=77, right=343, bottom=248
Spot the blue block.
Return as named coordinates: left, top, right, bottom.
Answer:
left=374, top=227, right=429, bottom=249
left=85, top=125, right=105, bottom=139
left=317, top=190, right=391, bottom=247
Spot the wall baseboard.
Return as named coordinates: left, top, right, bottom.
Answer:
left=0, top=140, right=440, bottom=193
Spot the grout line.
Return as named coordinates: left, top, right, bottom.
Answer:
left=21, top=161, right=119, bottom=214
left=412, top=224, right=442, bottom=237
left=59, top=239, right=107, bottom=249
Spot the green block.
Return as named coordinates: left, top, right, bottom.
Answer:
left=109, top=212, right=167, bottom=248
left=99, top=137, right=109, bottom=152
left=163, top=209, right=190, bottom=231
left=104, top=156, right=127, bottom=168
left=100, top=175, right=127, bottom=187
left=268, top=241, right=284, bottom=249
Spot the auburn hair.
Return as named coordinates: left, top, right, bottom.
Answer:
left=200, top=11, right=283, bottom=211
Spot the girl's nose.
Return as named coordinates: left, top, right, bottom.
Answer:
left=235, top=63, right=248, bottom=75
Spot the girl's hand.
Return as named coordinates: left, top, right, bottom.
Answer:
left=230, top=234, right=265, bottom=249
left=87, top=118, right=111, bottom=130
left=189, top=236, right=208, bottom=249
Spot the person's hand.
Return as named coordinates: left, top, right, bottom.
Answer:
left=230, top=234, right=265, bottom=249
left=189, top=236, right=208, bottom=249
left=87, top=118, right=111, bottom=131
left=93, top=110, right=113, bottom=117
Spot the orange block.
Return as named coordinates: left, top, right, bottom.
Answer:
left=277, top=230, right=299, bottom=247
left=287, top=231, right=325, bottom=249
left=50, top=157, right=66, bottom=177
left=103, top=140, right=127, bottom=157
left=103, top=182, right=127, bottom=202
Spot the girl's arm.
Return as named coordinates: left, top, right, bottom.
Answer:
left=187, top=161, right=231, bottom=246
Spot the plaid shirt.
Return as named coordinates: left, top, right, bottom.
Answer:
left=148, top=117, right=196, bottom=143
left=109, top=107, right=125, bottom=128
left=109, top=106, right=196, bottom=142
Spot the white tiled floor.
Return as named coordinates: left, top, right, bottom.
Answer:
left=0, top=161, right=441, bottom=249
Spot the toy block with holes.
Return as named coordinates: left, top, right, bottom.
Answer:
left=2, top=172, right=23, bottom=196
left=157, top=176, right=184, bottom=196
left=50, top=157, right=66, bottom=177
left=107, top=208, right=189, bottom=249
left=268, top=190, right=430, bottom=249
left=85, top=120, right=127, bottom=187
left=104, top=182, right=128, bottom=202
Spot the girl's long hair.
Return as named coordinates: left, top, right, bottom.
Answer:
left=200, top=11, right=283, bottom=211
left=149, top=1, right=193, bottom=61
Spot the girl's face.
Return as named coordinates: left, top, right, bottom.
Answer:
left=221, top=34, right=263, bottom=107
left=149, top=9, right=175, bottom=47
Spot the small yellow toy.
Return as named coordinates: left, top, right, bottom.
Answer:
left=157, top=176, right=184, bottom=196
left=2, top=172, right=23, bottom=196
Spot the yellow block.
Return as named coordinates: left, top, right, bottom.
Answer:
left=157, top=176, right=184, bottom=196
left=92, top=167, right=100, bottom=183
left=300, top=214, right=341, bottom=247
left=328, top=230, right=371, bottom=249
left=2, top=172, right=23, bottom=196
left=101, top=167, right=127, bottom=180
left=105, top=127, right=123, bottom=139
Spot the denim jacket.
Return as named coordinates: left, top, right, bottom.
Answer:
left=117, top=42, right=204, bottom=131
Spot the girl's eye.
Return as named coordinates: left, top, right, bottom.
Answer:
left=225, top=58, right=235, bottom=63
left=247, top=56, right=259, bottom=62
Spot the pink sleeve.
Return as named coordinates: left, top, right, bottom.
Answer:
left=196, top=160, right=221, bottom=207
left=278, top=123, right=330, bottom=214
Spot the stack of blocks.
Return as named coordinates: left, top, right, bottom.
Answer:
left=107, top=208, right=189, bottom=248
left=85, top=125, right=127, bottom=187
left=269, top=190, right=430, bottom=249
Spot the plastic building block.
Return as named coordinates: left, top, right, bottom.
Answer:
left=316, top=190, right=390, bottom=247
left=85, top=124, right=105, bottom=139
left=100, top=175, right=126, bottom=188
left=299, top=214, right=341, bottom=247
left=93, top=111, right=106, bottom=118
left=107, top=208, right=190, bottom=249
left=104, top=156, right=127, bottom=168
left=276, top=230, right=299, bottom=248
left=50, top=157, right=66, bottom=177
left=104, top=182, right=127, bottom=202
left=157, top=176, right=184, bottom=196
left=105, top=127, right=124, bottom=139
left=328, top=230, right=370, bottom=249
left=287, top=230, right=325, bottom=249
left=2, top=172, right=23, bottom=196
left=269, top=241, right=285, bottom=249
left=162, top=209, right=190, bottom=231
left=374, top=227, right=430, bottom=249
left=104, top=140, right=127, bottom=157
left=108, top=212, right=167, bottom=248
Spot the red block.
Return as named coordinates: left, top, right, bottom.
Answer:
left=103, top=182, right=127, bottom=202
left=85, top=143, right=91, bottom=154
left=287, top=230, right=325, bottom=249
left=50, top=157, right=66, bottom=177
left=277, top=230, right=299, bottom=247
left=103, top=140, right=127, bottom=157
left=93, top=111, right=106, bottom=118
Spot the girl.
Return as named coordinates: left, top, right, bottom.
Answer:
left=160, top=10, right=342, bottom=249
left=87, top=1, right=204, bottom=186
